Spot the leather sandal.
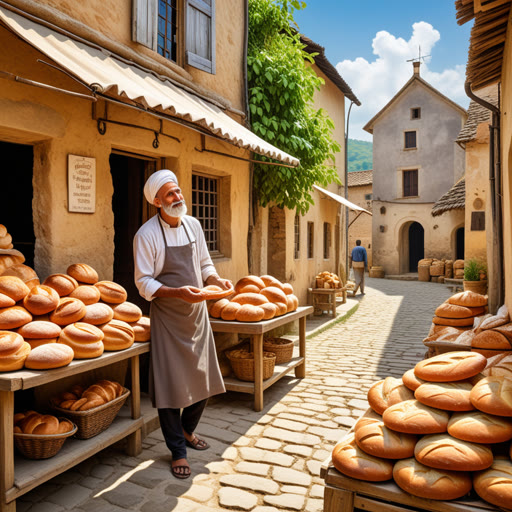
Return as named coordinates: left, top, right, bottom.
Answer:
left=185, top=435, right=210, bottom=450
left=171, top=464, right=191, bottom=479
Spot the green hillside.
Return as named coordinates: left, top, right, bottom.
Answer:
left=347, top=139, right=372, bottom=172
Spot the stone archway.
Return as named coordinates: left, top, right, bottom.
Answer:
left=399, top=220, right=424, bottom=273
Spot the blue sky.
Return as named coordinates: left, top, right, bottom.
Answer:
left=293, top=1, right=474, bottom=141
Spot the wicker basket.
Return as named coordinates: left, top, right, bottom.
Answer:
left=226, top=349, right=276, bottom=382
left=418, top=265, right=431, bottom=282
left=14, top=421, right=77, bottom=459
left=51, top=388, right=130, bottom=440
left=263, top=337, right=294, bottom=364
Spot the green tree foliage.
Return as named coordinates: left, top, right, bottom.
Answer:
left=347, top=139, right=373, bottom=172
left=248, top=0, right=341, bottom=214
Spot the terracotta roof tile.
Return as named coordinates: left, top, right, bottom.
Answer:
left=431, top=177, right=465, bottom=217
left=347, top=170, right=373, bottom=187
left=456, top=89, right=498, bottom=143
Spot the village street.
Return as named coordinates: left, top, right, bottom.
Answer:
left=15, top=277, right=454, bottom=512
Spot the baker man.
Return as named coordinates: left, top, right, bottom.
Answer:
left=133, top=169, right=230, bottom=480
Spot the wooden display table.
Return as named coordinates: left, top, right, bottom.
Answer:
left=210, top=306, right=313, bottom=411
left=0, top=342, right=150, bottom=512
left=308, top=288, right=346, bottom=318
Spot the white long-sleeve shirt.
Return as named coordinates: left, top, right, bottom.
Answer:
left=133, top=214, right=218, bottom=301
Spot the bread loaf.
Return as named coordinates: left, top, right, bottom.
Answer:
left=414, top=381, right=474, bottom=412
left=448, top=290, right=488, bottom=307
left=199, top=285, right=234, bottom=301
left=473, top=457, right=512, bottom=508
left=0, top=252, right=25, bottom=275
left=94, top=281, right=127, bottom=304
left=49, top=298, right=86, bottom=326
left=17, top=321, right=62, bottom=339
left=234, top=276, right=266, bottom=293
left=100, top=319, right=135, bottom=351
left=331, top=432, right=393, bottom=482
left=354, top=411, right=417, bottom=459
left=58, top=322, right=104, bottom=359
left=235, top=284, right=261, bottom=294
left=111, top=301, right=143, bottom=323
left=68, top=285, right=101, bottom=305
left=17, top=413, right=60, bottom=435
left=483, top=353, right=512, bottom=379
left=260, top=286, right=287, bottom=304
left=66, top=263, right=99, bottom=284
left=23, top=285, right=60, bottom=315
left=0, top=293, right=15, bottom=308
left=259, top=302, right=278, bottom=320
left=470, top=375, right=512, bottom=416
left=382, top=400, right=449, bottom=434
left=402, top=369, right=426, bottom=391
left=208, top=298, right=229, bottom=318
left=285, top=294, right=299, bottom=312
left=0, top=306, right=32, bottom=329
left=0, top=232, right=12, bottom=249
left=282, top=283, right=294, bottom=295
left=447, top=410, right=512, bottom=443
left=0, top=275, right=30, bottom=301
left=471, top=330, right=512, bottom=358
left=367, top=377, right=414, bottom=415
left=25, top=343, right=74, bottom=369
left=274, top=302, right=288, bottom=316
left=392, top=458, right=472, bottom=500
left=43, top=273, right=78, bottom=296
left=129, top=316, right=150, bottom=342
left=259, top=275, right=285, bottom=291
left=81, top=302, right=114, bottom=325
left=432, top=316, right=474, bottom=327
left=414, top=351, right=487, bottom=382
left=494, top=322, right=512, bottom=343
left=0, top=331, right=31, bottom=371
left=26, top=338, right=58, bottom=349
left=235, top=304, right=265, bottom=322
left=1, top=264, right=39, bottom=289
left=220, top=301, right=241, bottom=321
left=435, top=303, right=481, bottom=319
left=414, top=433, right=493, bottom=471
left=231, top=292, right=269, bottom=306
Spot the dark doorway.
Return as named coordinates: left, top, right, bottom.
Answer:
left=110, top=153, right=155, bottom=315
left=456, top=227, right=465, bottom=260
left=0, top=141, right=35, bottom=267
left=408, top=222, right=424, bottom=272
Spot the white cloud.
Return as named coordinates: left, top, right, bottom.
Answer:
left=336, top=22, right=469, bottom=142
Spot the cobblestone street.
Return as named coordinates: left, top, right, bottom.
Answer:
left=17, top=278, right=453, bottom=512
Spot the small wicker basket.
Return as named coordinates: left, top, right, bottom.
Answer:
left=51, top=388, right=130, bottom=440
left=14, top=421, right=78, bottom=459
left=227, top=349, right=276, bottom=382
left=263, top=337, right=294, bottom=364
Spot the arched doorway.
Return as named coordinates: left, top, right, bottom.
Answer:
left=408, top=222, right=424, bottom=272
left=456, top=227, right=465, bottom=260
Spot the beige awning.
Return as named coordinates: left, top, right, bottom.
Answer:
left=0, top=6, right=299, bottom=166
left=313, top=185, right=372, bottom=214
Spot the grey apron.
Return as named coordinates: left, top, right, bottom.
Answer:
left=148, top=216, right=225, bottom=409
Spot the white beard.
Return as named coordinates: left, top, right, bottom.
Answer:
left=163, top=200, right=187, bottom=218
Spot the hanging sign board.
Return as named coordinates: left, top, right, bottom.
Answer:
left=68, top=155, right=96, bottom=213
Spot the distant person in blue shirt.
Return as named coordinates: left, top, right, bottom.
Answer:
left=350, top=240, right=368, bottom=296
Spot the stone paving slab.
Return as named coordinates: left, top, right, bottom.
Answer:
left=16, top=278, right=452, bottom=511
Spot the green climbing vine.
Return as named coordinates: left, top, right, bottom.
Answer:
left=248, top=0, right=341, bottom=214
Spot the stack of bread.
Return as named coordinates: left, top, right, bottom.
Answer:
left=315, top=271, right=341, bottom=289
left=331, top=351, right=512, bottom=506
left=52, top=379, right=124, bottom=412
left=14, top=410, right=74, bottom=435
left=208, top=275, right=298, bottom=322
left=0, top=261, right=151, bottom=372
left=0, top=224, right=28, bottom=275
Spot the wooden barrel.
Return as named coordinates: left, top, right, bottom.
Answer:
left=369, top=266, right=385, bottom=278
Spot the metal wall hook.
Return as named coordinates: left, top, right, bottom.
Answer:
left=153, top=132, right=160, bottom=148
left=97, top=119, right=107, bottom=135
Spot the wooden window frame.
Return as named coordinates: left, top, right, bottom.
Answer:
left=192, top=172, right=221, bottom=254
left=403, top=169, right=419, bottom=197
left=307, top=222, right=314, bottom=259
left=323, top=222, right=331, bottom=260
left=294, top=214, right=300, bottom=260
left=404, top=130, right=417, bottom=149
left=410, top=107, right=421, bottom=120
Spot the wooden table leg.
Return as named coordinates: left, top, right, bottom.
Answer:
left=295, top=316, right=306, bottom=378
left=0, top=390, right=16, bottom=512
left=253, top=334, right=263, bottom=412
left=126, top=355, right=142, bottom=456
left=331, top=290, right=337, bottom=318
left=323, top=485, right=353, bottom=512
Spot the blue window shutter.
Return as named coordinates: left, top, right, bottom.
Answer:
left=185, top=0, right=216, bottom=74
left=133, top=0, right=157, bottom=50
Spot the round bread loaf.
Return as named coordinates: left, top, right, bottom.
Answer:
left=285, top=294, right=299, bottom=312
left=69, top=285, right=101, bottom=305
left=0, top=232, right=12, bottom=249
left=260, top=286, right=287, bottom=304
left=432, top=316, right=475, bottom=327
left=402, top=368, right=426, bottom=391
left=0, top=306, right=32, bottom=329
left=473, top=457, right=512, bottom=508
left=0, top=293, right=15, bottom=308
left=235, top=304, right=265, bottom=322
left=435, top=302, right=480, bottom=319
left=67, top=263, right=99, bottom=284
left=448, top=290, right=488, bottom=307
left=100, top=319, right=135, bottom=351
left=283, top=283, right=294, bottom=295
left=94, top=281, right=127, bottom=304
left=414, top=380, right=475, bottom=411
left=220, top=301, right=241, bottom=321
left=393, top=458, right=472, bottom=500
left=231, top=292, right=269, bottom=306
left=25, top=343, right=74, bottom=370
left=43, top=273, right=78, bottom=296
left=331, top=433, right=393, bottom=482
left=49, top=298, right=86, bottom=326
left=414, top=433, right=493, bottom=471
left=236, top=284, right=261, bottom=294
left=200, top=285, right=234, bottom=301
left=274, top=302, right=288, bottom=316
left=354, top=410, right=417, bottom=459
left=470, top=375, right=512, bottom=416
left=259, top=275, right=285, bottom=291
left=208, top=298, right=229, bottom=318
left=1, top=264, right=40, bottom=289
left=382, top=399, right=450, bottom=434
left=18, top=413, right=60, bottom=435
left=0, top=332, right=30, bottom=371
left=0, top=330, right=23, bottom=356
left=494, top=322, right=512, bottom=342
left=448, top=410, right=512, bottom=443
left=483, top=353, right=512, bottom=379
left=111, top=301, right=143, bottom=323
left=414, top=351, right=487, bottom=382
left=82, top=302, right=114, bottom=325
left=472, top=330, right=512, bottom=358
left=17, top=321, right=62, bottom=339
left=129, top=316, right=150, bottom=342
left=23, top=285, right=60, bottom=315
left=0, top=275, right=30, bottom=302
left=260, top=302, right=278, bottom=320
left=26, top=338, right=58, bottom=349
left=58, top=322, right=104, bottom=358
left=234, top=276, right=266, bottom=293
left=368, top=377, right=414, bottom=415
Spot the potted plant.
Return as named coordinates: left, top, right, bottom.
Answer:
left=463, top=259, right=488, bottom=295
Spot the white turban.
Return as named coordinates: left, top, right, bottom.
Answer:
left=143, top=169, right=178, bottom=205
